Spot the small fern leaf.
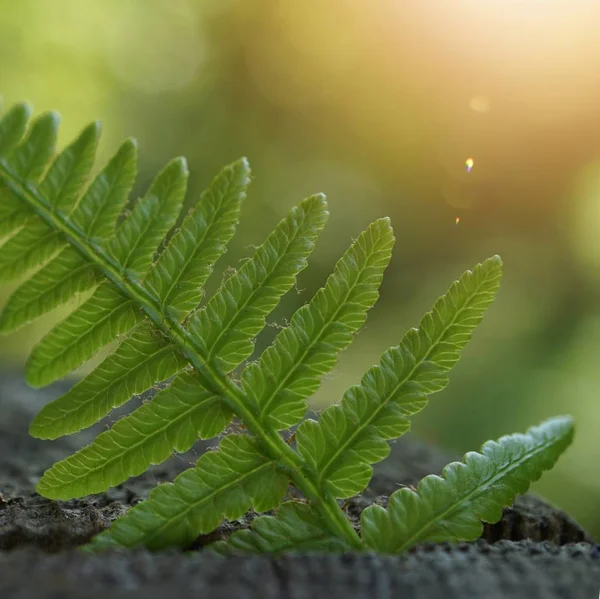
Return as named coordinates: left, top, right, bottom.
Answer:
left=187, top=193, right=329, bottom=372
left=0, top=122, right=100, bottom=280
left=35, top=371, right=231, bottom=499
left=212, top=501, right=353, bottom=554
left=361, top=416, right=574, bottom=554
left=39, top=121, right=100, bottom=213
left=0, top=103, right=31, bottom=156
left=242, top=218, right=395, bottom=430
left=29, top=324, right=188, bottom=438
left=8, top=111, right=59, bottom=181
left=88, top=434, right=289, bottom=551
left=108, top=157, right=187, bottom=279
left=145, top=158, right=249, bottom=320
left=0, top=247, right=98, bottom=333
left=0, top=112, right=59, bottom=237
left=25, top=283, right=144, bottom=387
left=296, top=256, right=503, bottom=498
left=70, top=138, right=138, bottom=240
left=0, top=219, right=65, bottom=281
left=0, top=184, right=30, bottom=238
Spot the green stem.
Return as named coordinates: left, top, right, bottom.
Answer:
left=0, top=162, right=362, bottom=551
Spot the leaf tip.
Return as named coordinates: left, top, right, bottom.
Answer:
left=237, top=156, right=251, bottom=172
left=300, top=193, right=328, bottom=213
left=0, top=312, right=13, bottom=335
left=23, top=357, right=47, bottom=389
left=120, top=136, right=139, bottom=153
left=485, top=254, right=503, bottom=268
left=34, top=476, right=54, bottom=499
left=374, top=216, right=393, bottom=232
left=37, top=110, right=61, bottom=133
left=10, top=101, right=33, bottom=121
left=83, top=120, right=102, bottom=142
left=228, top=157, right=252, bottom=187
left=539, top=414, right=575, bottom=438
left=28, top=413, right=56, bottom=440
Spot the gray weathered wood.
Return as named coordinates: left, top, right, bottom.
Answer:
left=0, top=372, right=597, bottom=598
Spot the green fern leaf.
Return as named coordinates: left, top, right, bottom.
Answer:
left=29, top=324, right=188, bottom=438
left=25, top=284, right=144, bottom=387
left=36, top=371, right=232, bottom=499
left=0, top=102, right=31, bottom=156
left=7, top=111, right=59, bottom=181
left=0, top=219, right=65, bottom=281
left=145, top=158, right=249, bottom=320
left=88, top=434, right=289, bottom=551
left=0, top=247, right=98, bottom=333
left=296, top=256, right=503, bottom=498
left=361, top=416, right=574, bottom=553
left=0, top=121, right=99, bottom=280
left=0, top=183, right=30, bottom=238
left=70, top=138, right=138, bottom=239
left=187, top=193, right=329, bottom=372
left=241, top=218, right=395, bottom=430
left=39, top=121, right=99, bottom=213
left=0, top=112, right=59, bottom=237
left=212, top=501, right=352, bottom=554
left=108, top=157, right=187, bottom=279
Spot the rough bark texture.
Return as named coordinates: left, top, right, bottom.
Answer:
left=1, top=372, right=598, bottom=598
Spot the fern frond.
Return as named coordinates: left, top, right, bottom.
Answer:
left=88, top=434, right=289, bottom=551
left=2, top=101, right=545, bottom=555
left=29, top=324, right=187, bottom=438
left=25, top=284, right=143, bottom=387
left=241, top=218, right=395, bottom=430
left=296, top=256, right=502, bottom=498
left=360, top=416, right=574, bottom=553
left=187, top=193, right=329, bottom=372
left=213, top=501, right=352, bottom=554
left=36, top=371, right=231, bottom=499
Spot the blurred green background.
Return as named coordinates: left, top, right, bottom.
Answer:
left=2, top=0, right=600, bottom=537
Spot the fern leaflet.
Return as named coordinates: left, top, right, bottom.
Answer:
left=213, top=502, right=352, bottom=554
left=242, top=217, right=395, bottom=430
left=296, top=256, right=502, bottom=499
left=88, top=434, right=289, bottom=551
left=361, top=416, right=574, bottom=553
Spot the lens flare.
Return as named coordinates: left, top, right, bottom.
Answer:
left=455, top=216, right=460, bottom=225
left=465, top=157, right=474, bottom=172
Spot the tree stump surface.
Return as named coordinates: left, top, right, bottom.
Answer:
left=1, top=372, right=598, bottom=598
